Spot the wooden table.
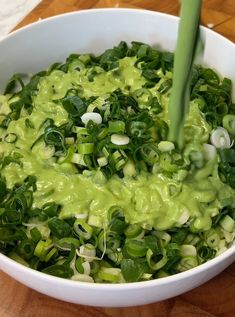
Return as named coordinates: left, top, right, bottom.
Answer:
left=1, top=1, right=235, bottom=316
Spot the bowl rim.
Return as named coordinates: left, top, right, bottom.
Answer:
left=0, top=7, right=235, bottom=290
left=1, top=7, right=235, bottom=48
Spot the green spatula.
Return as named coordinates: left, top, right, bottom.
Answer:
left=168, top=0, right=203, bottom=148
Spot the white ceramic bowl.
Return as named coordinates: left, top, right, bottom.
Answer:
left=0, top=8, right=235, bottom=307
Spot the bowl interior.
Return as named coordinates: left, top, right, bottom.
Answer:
left=0, top=8, right=235, bottom=307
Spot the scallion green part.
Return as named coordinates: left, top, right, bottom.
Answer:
left=0, top=38, right=235, bottom=284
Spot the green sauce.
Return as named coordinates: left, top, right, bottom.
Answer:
left=1, top=57, right=234, bottom=232
left=1, top=42, right=235, bottom=282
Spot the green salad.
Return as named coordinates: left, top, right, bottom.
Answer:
left=0, top=42, right=235, bottom=283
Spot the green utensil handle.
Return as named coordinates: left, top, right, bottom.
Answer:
left=169, top=0, right=202, bottom=148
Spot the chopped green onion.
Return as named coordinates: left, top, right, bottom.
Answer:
left=180, top=245, right=197, bottom=257
left=71, top=273, right=94, bottom=283
left=177, top=209, right=189, bottom=225
left=8, top=252, right=30, bottom=267
left=123, top=160, right=136, bottom=177
left=75, top=257, right=85, bottom=273
left=184, top=233, right=200, bottom=246
left=203, top=143, right=217, bottom=160
left=71, top=153, right=86, bottom=166
left=98, top=230, right=121, bottom=254
left=79, top=54, right=91, bottom=65
left=82, top=261, right=91, bottom=275
left=73, top=219, right=93, bottom=240
left=132, top=88, right=152, bottom=108
left=223, top=114, right=235, bottom=135
left=108, top=205, right=123, bottom=222
left=79, top=243, right=96, bottom=261
left=58, top=145, right=76, bottom=164
left=111, top=150, right=127, bottom=170
left=77, top=142, right=94, bottom=155
left=87, top=96, right=106, bottom=112
left=158, top=141, right=175, bottom=152
left=108, top=206, right=126, bottom=234
left=65, top=137, right=75, bottom=145
left=146, top=249, right=168, bottom=270
left=111, top=134, right=130, bottom=145
left=160, top=152, right=179, bottom=172
left=68, top=59, right=85, bottom=72
left=157, top=270, right=169, bottom=278
left=124, top=224, right=144, bottom=239
left=108, top=121, right=125, bottom=133
left=81, top=112, right=102, bottom=125
left=210, top=127, right=232, bottom=149
left=220, top=215, right=235, bottom=232
left=42, top=264, right=73, bottom=278
left=48, top=217, right=71, bottom=239
left=44, top=247, right=57, bottom=262
left=30, top=227, right=42, bottom=242
left=137, top=144, right=160, bottom=166
left=205, top=230, right=220, bottom=248
left=97, top=128, right=109, bottom=140
left=34, top=239, right=53, bottom=261
left=198, top=246, right=216, bottom=261
left=177, top=256, right=198, bottom=271
left=17, top=239, right=36, bottom=260
left=57, top=237, right=80, bottom=250
left=121, top=258, right=146, bottom=282
left=97, top=156, right=108, bottom=167
left=97, top=267, right=122, bottom=283
left=125, top=239, right=147, bottom=258
left=153, top=231, right=171, bottom=246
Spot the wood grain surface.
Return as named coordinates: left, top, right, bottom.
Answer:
left=1, top=0, right=235, bottom=316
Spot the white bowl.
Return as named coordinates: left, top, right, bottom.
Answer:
left=0, top=8, right=235, bottom=307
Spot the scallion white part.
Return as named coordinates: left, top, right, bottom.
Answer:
left=180, top=245, right=197, bottom=257
left=210, top=127, right=233, bottom=149
left=74, top=213, right=87, bottom=219
left=71, top=153, right=86, bottom=166
left=205, top=230, right=220, bottom=247
left=220, top=215, right=235, bottom=232
left=111, top=134, right=130, bottom=145
left=65, top=137, right=75, bottom=144
left=142, top=273, right=153, bottom=280
left=97, top=156, right=108, bottom=167
left=177, top=209, right=189, bottom=225
left=123, top=160, right=136, bottom=177
left=81, top=112, right=102, bottom=125
left=216, top=239, right=227, bottom=255
left=203, top=143, right=217, bottom=160
left=87, top=214, right=102, bottom=227
left=177, top=256, right=198, bottom=271
left=153, top=231, right=171, bottom=245
left=142, top=223, right=152, bottom=230
left=79, top=244, right=96, bottom=261
left=71, top=274, right=94, bottom=283
left=34, top=224, right=50, bottom=240
left=97, top=267, right=122, bottom=283
left=222, top=229, right=235, bottom=244
left=82, top=261, right=91, bottom=275
left=158, top=141, right=175, bottom=152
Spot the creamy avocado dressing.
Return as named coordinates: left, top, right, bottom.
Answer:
left=1, top=57, right=234, bottom=232
left=1, top=147, right=231, bottom=231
